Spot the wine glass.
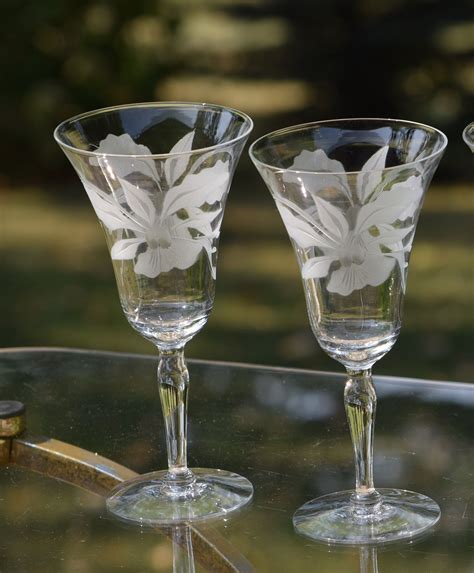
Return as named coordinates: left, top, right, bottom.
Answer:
left=54, top=102, right=254, bottom=525
left=250, top=118, right=447, bottom=544
left=463, top=122, right=474, bottom=151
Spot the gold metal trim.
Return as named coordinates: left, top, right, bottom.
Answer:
left=0, top=400, right=254, bottom=572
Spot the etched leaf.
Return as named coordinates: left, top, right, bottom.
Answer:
left=111, top=238, right=142, bottom=260
left=314, top=196, right=349, bottom=240
left=181, top=207, right=220, bottom=236
left=355, top=176, right=423, bottom=234
left=82, top=179, right=133, bottom=231
left=388, top=176, right=424, bottom=219
left=164, top=130, right=195, bottom=186
left=302, top=256, right=335, bottom=279
left=162, top=160, right=229, bottom=215
left=119, top=177, right=156, bottom=225
left=374, top=224, right=413, bottom=248
left=356, top=146, right=389, bottom=202
left=275, top=202, right=336, bottom=250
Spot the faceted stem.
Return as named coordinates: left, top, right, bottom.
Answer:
left=158, top=347, right=194, bottom=485
left=344, top=368, right=381, bottom=508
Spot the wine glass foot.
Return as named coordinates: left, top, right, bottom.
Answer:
left=293, top=488, right=440, bottom=545
left=106, top=468, right=253, bottom=525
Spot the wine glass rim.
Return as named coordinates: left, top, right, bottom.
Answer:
left=54, top=101, right=254, bottom=159
left=249, top=117, right=448, bottom=175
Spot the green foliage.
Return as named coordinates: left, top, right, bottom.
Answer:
left=0, top=0, right=472, bottom=182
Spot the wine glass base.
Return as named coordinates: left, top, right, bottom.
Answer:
left=293, top=488, right=440, bottom=545
left=106, top=468, right=253, bottom=526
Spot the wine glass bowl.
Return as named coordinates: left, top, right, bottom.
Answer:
left=55, top=102, right=254, bottom=525
left=250, top=118, right=447, bottom=544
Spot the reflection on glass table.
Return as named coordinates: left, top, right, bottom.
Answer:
left=0, top=348, right=472, bottom=572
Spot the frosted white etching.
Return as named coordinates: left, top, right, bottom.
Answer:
left=276, top=146, right=423, bottom=296
left=82, top=132, right=230, bottom=279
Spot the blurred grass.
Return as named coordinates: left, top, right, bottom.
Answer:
left=1, top=184, right=472, bottom=382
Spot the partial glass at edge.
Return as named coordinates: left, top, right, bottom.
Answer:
left=250, top=118, right=447, bottom=544
left=54, top=102, right=254, bottom=525
left=463, top=122, right=474, bottom=151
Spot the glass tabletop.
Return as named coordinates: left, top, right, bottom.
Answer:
left=0, top=347, right=472, bottom=572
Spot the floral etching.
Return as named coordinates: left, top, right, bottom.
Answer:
left=276, top=147, right=423, bottom=296
left=82, top=132, right=230, bottom=279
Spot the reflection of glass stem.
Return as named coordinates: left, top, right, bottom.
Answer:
left=158, top=348, right=195, bottom=488
left=172, top=526, right=196, bottom=573
left=359, top=546, right=379, bottom=573
left=345, top=369, right=382, bottom=513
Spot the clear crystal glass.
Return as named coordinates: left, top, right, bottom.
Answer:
left=463, top=122, right=474, bottom=151
left=55, top=102, right=254, bottom=525
left=250, top=118, right=447, bottom=544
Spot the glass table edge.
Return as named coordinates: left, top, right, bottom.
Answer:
left=0, top=346, right=470, bottom=389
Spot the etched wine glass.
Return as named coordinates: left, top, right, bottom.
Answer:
left=463, top=122, right=474, bottom=151
left=55, top=102, right=254, bottom=525
left=250, top=119, right=447, bottom=544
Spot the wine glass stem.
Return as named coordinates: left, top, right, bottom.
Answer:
left=157, top=347, right=194, bottom=485
left=344, top=368, right=381, bottom=508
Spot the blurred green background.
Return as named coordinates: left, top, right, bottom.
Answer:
left=1, top=0, right=473, bottom=381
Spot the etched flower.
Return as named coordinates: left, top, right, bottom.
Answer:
left=285, top=149, right=350, bottom=201
left=82, top=131, right=230, bottom=278
left=275, top=147, right=424, bottom=296
left=90, top=133, right=160, bottom=181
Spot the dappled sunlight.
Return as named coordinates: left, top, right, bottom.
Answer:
left=176, top=12, right=289, bottom=53
left=157, top=76, right=315, bottom=116
left=435, top=22, right=474, bottom=54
